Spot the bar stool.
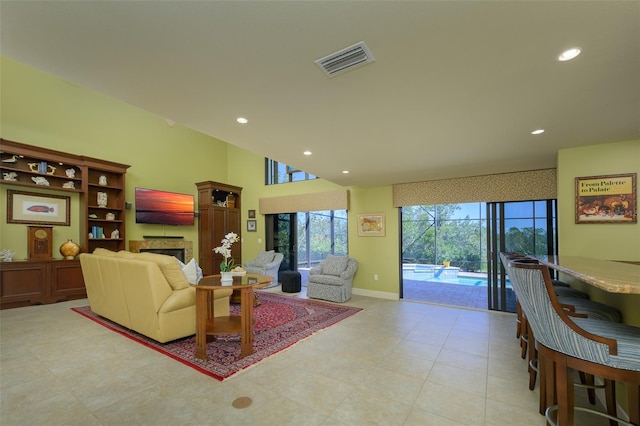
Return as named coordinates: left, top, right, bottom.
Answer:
left=500, top=253, right=621, bottom=411
left=508, top=260, right=640, bottom=426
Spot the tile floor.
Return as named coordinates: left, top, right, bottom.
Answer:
left=1, top=287, right=611, bottom=425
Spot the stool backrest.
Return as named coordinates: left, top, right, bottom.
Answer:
left=507, top=260, right=617, bottom=362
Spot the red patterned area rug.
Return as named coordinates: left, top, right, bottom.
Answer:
left=71, top=292, right=362, bottom=381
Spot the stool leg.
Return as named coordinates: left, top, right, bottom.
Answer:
left=579, top=372, right=596, bottom=405
left=528, top=323, right=538, bottom=391
left=627, top=383, right=639, bottom=426
left=555, top=360, right=574, bottom=426
left=521, top=316, right=529, bottom=360
left=516, top=301, right=523, bottom=339
left=604, top=379, right=616, bottom=426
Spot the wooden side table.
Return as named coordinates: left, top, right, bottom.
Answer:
left=191, top=273, right=273, bottom=361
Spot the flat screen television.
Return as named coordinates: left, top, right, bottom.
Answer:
left=135, top=187, right=195, bottom=226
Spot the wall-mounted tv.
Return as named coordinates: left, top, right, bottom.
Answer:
left=135, top=187, right=195, bottom=226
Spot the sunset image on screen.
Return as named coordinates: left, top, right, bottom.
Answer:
left=135, top=188, right=194, bottom=226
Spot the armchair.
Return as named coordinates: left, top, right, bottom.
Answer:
left=308, top=255, right=358, bottom=302
left=244, top=250, right=284, bottom=281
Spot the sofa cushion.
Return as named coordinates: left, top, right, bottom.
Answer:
left=180, top=258, right=203, bottom=285
left=93, top=248, right=117, bottom=257
left=322, top=255, right=349, bottom=276
left=254, top=250, right=275, bottom=266
left=137, top=252, right=189, bottom=290
left=115, top=250, right=138, bottom=259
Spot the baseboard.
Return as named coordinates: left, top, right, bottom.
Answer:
left=352, top=287, right=399, bottom=300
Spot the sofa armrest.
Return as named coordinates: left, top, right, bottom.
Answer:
left=340, top=259, right=358, bottom=280
left=159, top=287, right=195, bottom=313
left=244, top=259, right=260, bottom=268
left=309, top=265, right=323, bottom=275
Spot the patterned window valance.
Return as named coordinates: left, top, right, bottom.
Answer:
left=393, top=169, right=557, bottom=207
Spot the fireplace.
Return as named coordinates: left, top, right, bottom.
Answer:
left=129, top=239, right=193, bottom=262
left=139, top=248, right=185, bottom=263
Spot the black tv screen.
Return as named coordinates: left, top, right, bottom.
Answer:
left=135, top=188, right=195, bottom=226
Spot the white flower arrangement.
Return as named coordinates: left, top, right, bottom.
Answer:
left=213, top=232, right=240, bottom=272
left=1, top=249, right=16, bottom=262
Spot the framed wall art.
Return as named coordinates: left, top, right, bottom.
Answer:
left=357, top=212, right=385, bottom=236
left=248, top=209, right=256, bottom=218
left=247, top=219, right=257, bottom=232
left=575, top=173, right=637, bottom=224
left=7, top=190, right=71, bottom=226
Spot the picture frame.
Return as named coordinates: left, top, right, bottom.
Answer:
left=575, top=173, right=637, bottom=224
left=247, top=219, right=257, bottom=232
left=248, top=209, right=256, bottom=218
left=7, top=189, right=71, bottom=226
left=357, top=212, right=385, bottom=236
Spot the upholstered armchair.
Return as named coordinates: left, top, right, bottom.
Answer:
left=308, top=255, right=358, bottom=303
left=243, top=250, right=284, bottom=280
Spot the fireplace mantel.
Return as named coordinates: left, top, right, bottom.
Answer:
left=129, top=239, right=193, bottom=262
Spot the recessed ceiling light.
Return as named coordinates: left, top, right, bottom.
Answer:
left=303, top=151, right=312, bottom=156
left=557, top=48, right=581, bottom=62
left=531, top=129, right=545, bottom=135
left=342, top=170, right=350, bottom=174
left=236, top=117, right=248, bottom=124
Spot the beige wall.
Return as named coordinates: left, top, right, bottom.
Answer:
left=557, top=140, right=640, bottom=325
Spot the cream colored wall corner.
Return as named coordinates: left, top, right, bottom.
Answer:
left=557, top=139, right=640, bottom=326
left=0, top=56, right=228, bottom=260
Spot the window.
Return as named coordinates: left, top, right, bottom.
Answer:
left=297, top=210, right=348, bottom=267
left=265, top=158, right=316, bottom=185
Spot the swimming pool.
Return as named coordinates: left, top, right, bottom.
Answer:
left=403, top=272, right=511, bottom=288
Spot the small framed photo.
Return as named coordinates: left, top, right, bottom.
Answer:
left=357, top=213, right=385, bottom=237
left=247, top=219, right=257, bottom=232
left=248, top=209, right=256, bottom=218
left=7, top=190, right=71, bottom=226
left=575, top=173, right=637, bottom=224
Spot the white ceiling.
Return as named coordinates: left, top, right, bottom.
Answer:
left=1, top=1, right=638, bottom=187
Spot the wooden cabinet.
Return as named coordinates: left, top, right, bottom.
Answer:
left=1, top=139, right=130, bottom=255
left=83, top=156, right=128, bottom=253
left=196, top=181, right=242, bottom=275
left=0, top=259, right=85, bottom=309
left=1, top=139, right=129, bottom=309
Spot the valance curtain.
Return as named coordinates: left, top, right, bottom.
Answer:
left=393, top=169, right=557, bottom=207
left=259, top=190, right=349, bottom=214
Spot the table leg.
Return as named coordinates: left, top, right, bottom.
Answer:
left=194, top=288, right=209, bottom=361
left=240, top=286, right=255, bottom=358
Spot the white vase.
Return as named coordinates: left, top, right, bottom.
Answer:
left=220, top=272, right=233, bottom=286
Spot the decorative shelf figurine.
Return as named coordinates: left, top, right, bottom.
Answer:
left=32, top=176, right=50, bottom=186
left=97, top=191, right=108, bottom=207
left=99, top=175, right=108, bottom=186
left=3, top=172, right=17, bottom=181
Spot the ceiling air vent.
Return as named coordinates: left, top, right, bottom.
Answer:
left=314, top=41, right=375, bottom=78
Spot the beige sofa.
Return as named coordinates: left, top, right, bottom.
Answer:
left=79, top=249, right=232, bottom=343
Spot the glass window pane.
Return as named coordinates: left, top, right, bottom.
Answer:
left=504, top=201, right=533, bottom=218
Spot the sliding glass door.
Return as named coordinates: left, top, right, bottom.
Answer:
left=486, top=200, right=558, bottom=311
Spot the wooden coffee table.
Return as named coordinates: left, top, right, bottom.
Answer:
left=190, top=273, right=273, bottom=361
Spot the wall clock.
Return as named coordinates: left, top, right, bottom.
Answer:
left=28, top=226, right=53, bottom=259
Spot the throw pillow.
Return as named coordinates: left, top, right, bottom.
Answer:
left=322, top=254, right=349, bottom=276
left=181, top=258, right=203, bottom=285
left=137, top=252, right=189, bottom=290
left=254, top=250, right=275, bottom=267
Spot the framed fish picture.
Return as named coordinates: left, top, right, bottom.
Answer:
left=7, top=190, right=70, bottom=226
